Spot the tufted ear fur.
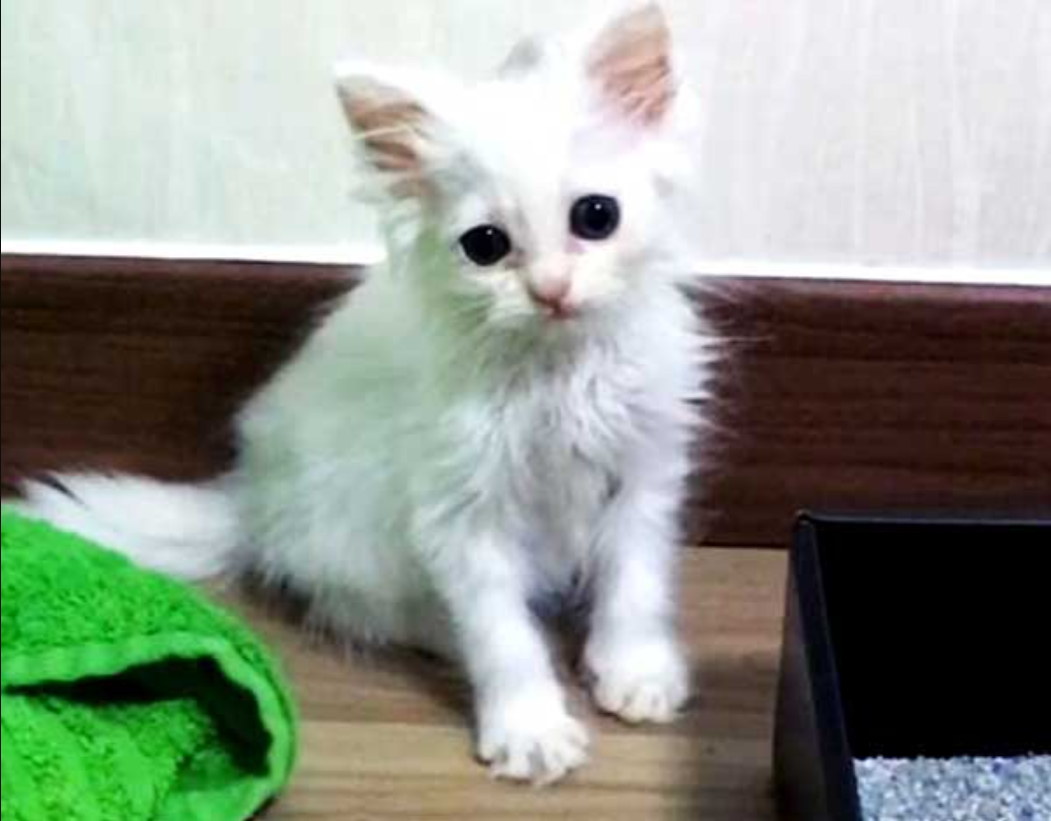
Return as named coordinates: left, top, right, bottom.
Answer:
left=335, top=63, right=448, bottom=199
left=586, top=3, right=677, bottom=128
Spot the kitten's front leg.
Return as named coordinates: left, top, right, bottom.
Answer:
left=423, top=527, right=589, bottom=785
left=585, top=484, right=692, bottom=724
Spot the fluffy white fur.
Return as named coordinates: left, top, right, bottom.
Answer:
left=14, top=3, right=715, bottom=785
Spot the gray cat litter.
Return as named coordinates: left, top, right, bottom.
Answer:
left=855, top=756, right=1051, bottom=821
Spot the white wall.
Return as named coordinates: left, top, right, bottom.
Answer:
left=2, top=0, right=1049, bottom=272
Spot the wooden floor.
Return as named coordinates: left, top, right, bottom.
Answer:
left=227, top=548, right=789, bottom=821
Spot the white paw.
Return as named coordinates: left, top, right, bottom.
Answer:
left=477, top=688, right=590, bottom=786
left=585, top=637, right=691, bottom=725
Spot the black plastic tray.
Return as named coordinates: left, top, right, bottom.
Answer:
left=773, top=513, right=1051, bottom=821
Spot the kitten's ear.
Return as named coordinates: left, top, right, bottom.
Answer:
left=334, top=62, right=444, bottom=198
left=585, top=3, right=676, bottom=128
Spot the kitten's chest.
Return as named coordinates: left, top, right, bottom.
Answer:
left=500, top=360, right=645, bottom=551
left=521, top=356, right=641, bottom=469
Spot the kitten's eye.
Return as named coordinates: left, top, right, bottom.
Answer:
left=570, top=195, right=621, bottom=241
left=459, top=225, right=512, bottom=267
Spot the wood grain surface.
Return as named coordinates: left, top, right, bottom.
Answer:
left=695, top=278, right=1051, bottom=544
left=223, top=547, right=788, bottom=821
left=2, top=253, right=1049, bottom=546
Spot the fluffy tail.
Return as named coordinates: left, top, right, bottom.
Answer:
left=9, top=474, right=239, bottom=580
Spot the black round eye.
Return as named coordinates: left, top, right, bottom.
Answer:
left=459, top=225, right=512, bottom=267
left=570, top=195, right=621, bottom=241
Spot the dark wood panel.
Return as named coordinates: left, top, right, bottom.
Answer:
left=0, top=253, right=351, bottom=488
left=3, top=253, right=1049, bottom=546
left=693, top=278, right=1051, bottom=544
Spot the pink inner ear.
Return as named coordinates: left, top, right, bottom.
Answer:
left=587, top=6, right=675, bottom=127
left=337, top=81, right=436, bottom=198
left=341, top=91, right=429, bottom=174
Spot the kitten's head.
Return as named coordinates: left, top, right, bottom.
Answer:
left=336, top=3, right=692, bottom=335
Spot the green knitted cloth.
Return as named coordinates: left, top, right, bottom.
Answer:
left=0, top=509, right=298, bottom=821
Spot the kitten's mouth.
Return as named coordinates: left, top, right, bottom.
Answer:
left=542, top=303, right=579, bottom=322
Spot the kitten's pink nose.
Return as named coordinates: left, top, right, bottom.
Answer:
left=527, top=279, right=574, bottom=317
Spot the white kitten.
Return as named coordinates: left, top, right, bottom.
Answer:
left=15, top=3, right=715, bottom=785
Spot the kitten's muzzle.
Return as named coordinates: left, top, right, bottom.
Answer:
left=527, top=279, right=577, bottom=320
